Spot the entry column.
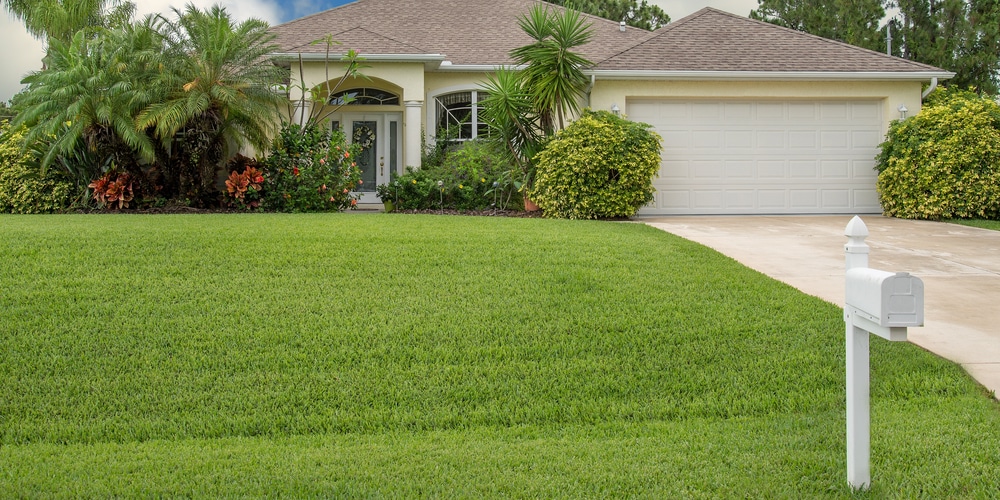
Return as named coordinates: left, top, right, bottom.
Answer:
left=404, top=100, right=423, bottom=169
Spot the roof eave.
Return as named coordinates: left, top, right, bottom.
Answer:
left=271, top=52, right=446, bottom=63
left=587, top=70, right=955, bottom=81
left=433, top=62, right=527, bottom=72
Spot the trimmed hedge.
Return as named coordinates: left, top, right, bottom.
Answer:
left=529, top=110, right=661, bottom=219
left=876, top=88, right=1000, bottom=219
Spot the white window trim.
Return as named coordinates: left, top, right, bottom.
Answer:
left=426, top=84, right=489, bottom=144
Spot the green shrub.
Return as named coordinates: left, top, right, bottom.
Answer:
left=388, top=140, right=518, bottom=210
left=876, top=87, right=1000, bottom=219
left=261, top=124, right=362, bottom=212
left=529, top=110, right=661, bottom=219
left=0, top=121, right=74, bottom=214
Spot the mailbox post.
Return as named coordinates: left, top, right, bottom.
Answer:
left=843, top=216, right=924, bottom=490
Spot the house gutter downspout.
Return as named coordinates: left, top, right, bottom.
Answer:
left=921, top=77, right=938, bottom=100
left=584, top=74, right=595, bottom=107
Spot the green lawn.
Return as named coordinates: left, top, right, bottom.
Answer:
left=1, top=214, right=998, bottom=497
left=948, top=218, right=1000, bottom=231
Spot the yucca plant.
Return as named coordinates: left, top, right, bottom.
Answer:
left=510, top=5, right=594, bottom=134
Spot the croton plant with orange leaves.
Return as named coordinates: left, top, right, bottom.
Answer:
left=223, top=166, right=265, bottom=209
left=88, top=172, right=135, bottom=209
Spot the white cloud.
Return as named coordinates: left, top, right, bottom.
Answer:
left=0, top=15, right=45, bottom=103
left=0, top=1, right=283, bottom=103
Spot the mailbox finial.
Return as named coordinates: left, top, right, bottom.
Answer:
left=845, top=215, right=869, bottom=239
left=845, top=216, right=870, bottom=271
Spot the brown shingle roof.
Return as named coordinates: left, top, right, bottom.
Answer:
left=270, top=0, right=653, bottom=65
left=595, top=8, right=945, bottom=73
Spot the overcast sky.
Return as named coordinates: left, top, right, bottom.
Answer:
left=0, top=0, right=761, bottom=103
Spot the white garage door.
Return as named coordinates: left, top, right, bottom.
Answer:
left=628, top=99, right=884, bottom=215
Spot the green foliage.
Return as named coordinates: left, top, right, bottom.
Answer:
left=479, top=6, right=593, bottom=191
left=0, top=100, right=15, bottom=121
left=389, top=140, right=518, bottom=210
left=511, top=5, right=594, bottom=133
left=876, top=87, right=1000, bottom=219
left=261, top=124, right=362, bottom=212
left=530, top=110, right=661, bottom=219
left=479, top=68, right=545, bottom=185
left=752, top=0, right=1000, bottom=94
left=895, top=0, right=1000, bottom=94
left=1, top=0, right=134, bottom=45
left=0, top=122, right=73, bottom=213
left=750, top=0, right=886, bottom=51
left=136, top=4, right=284, bottom=204
left=14, top=21, right=164, bottom=175
left=0, top=215, right=999, bottom=496
left=547, top=0, right=670, bottom=30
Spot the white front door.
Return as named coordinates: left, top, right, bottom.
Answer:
left=344, top=113, right=402, bottom=203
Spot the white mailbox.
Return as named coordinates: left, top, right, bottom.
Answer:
left=846, top=269, right=924, bottom=328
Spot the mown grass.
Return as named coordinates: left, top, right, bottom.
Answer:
left=948, top=218, right=1000, bottom=231
left=1, top=214, right=998, bottom=497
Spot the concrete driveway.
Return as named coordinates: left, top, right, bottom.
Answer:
left=642, top=215, right=1000, bottom=399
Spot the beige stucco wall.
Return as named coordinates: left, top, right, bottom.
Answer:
left=291, top=61, right=426, bottom=102
left=590, top=79, right=925, bottom=131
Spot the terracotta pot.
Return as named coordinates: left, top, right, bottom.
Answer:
left=523, top=196, right=540, bottom=212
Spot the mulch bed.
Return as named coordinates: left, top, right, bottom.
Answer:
left=75, top=204, right=545, bottom=217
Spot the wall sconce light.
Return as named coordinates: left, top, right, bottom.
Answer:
left=611, top=103, right=620, bottom=116
left=897, top=104, right=908, bottom=119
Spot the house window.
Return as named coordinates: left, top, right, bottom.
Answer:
left=329, top=88, right=400, bottom=106
left=434, top=90, right=489, bottom=140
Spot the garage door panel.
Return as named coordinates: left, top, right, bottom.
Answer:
left=821, top=160, right=850, bottom=178
left=790, top=190, right=819, bottom=209
left=820, top=102, right=850, bottom=120
left=692, top=160, right=723, bottom=179
left=631, top=98, right=883, bottom=215
left=758, top=161, right=786, bottom=178
left=789, top=160, right=819, bottom=178
left=789, top=131, right=818, bottom=149
left=725, top=161, right=755, bottom=179
left=725, top=130, right=753, bottom=148
left=820, top=130, right=849, bottom=149
left=852, top=129, right=881, bottom=148
left=779, top=102, right=817, bottom=123
left=692, top=130, right=721, bottom=148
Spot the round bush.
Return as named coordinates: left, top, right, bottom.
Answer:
left=529, top=110, right=661, bottom=219
left=876, top=88, right=1000, bottom=219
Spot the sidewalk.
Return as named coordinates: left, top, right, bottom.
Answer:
left=642, top=215, right=1000, bottom=399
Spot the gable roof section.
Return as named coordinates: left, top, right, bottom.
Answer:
left=594, top=8, right=950, bottom=78
left=270, top=0, right=653, bottom=66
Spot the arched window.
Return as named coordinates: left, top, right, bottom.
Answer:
left=434, top=90, right=489, bottom=140
left=328, top=88, right=400, bottom=106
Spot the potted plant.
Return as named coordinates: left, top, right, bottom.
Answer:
left=375, top=182, right=396, bottom=212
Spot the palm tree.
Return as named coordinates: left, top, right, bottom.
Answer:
left=137, top=4, right=284, bottom=203
left=13, top=18, right=166, bottom=182
left=511, top=5, right=594, bottom=133
left=2, top=0, right=135, bottom=47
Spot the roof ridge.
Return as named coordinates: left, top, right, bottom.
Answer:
left=593, top=6, right=712, bottom=66
left=704, top=7, right=944, bottom=72
left=597, top=6, right=945, bottom=73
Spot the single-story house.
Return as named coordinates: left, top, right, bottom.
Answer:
left=270, top=0, right=952, bottom=214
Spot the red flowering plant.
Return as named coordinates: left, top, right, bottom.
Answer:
left=261, top=124, right=362, bottom=212
left=88, top=171, right=135, bottom=209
